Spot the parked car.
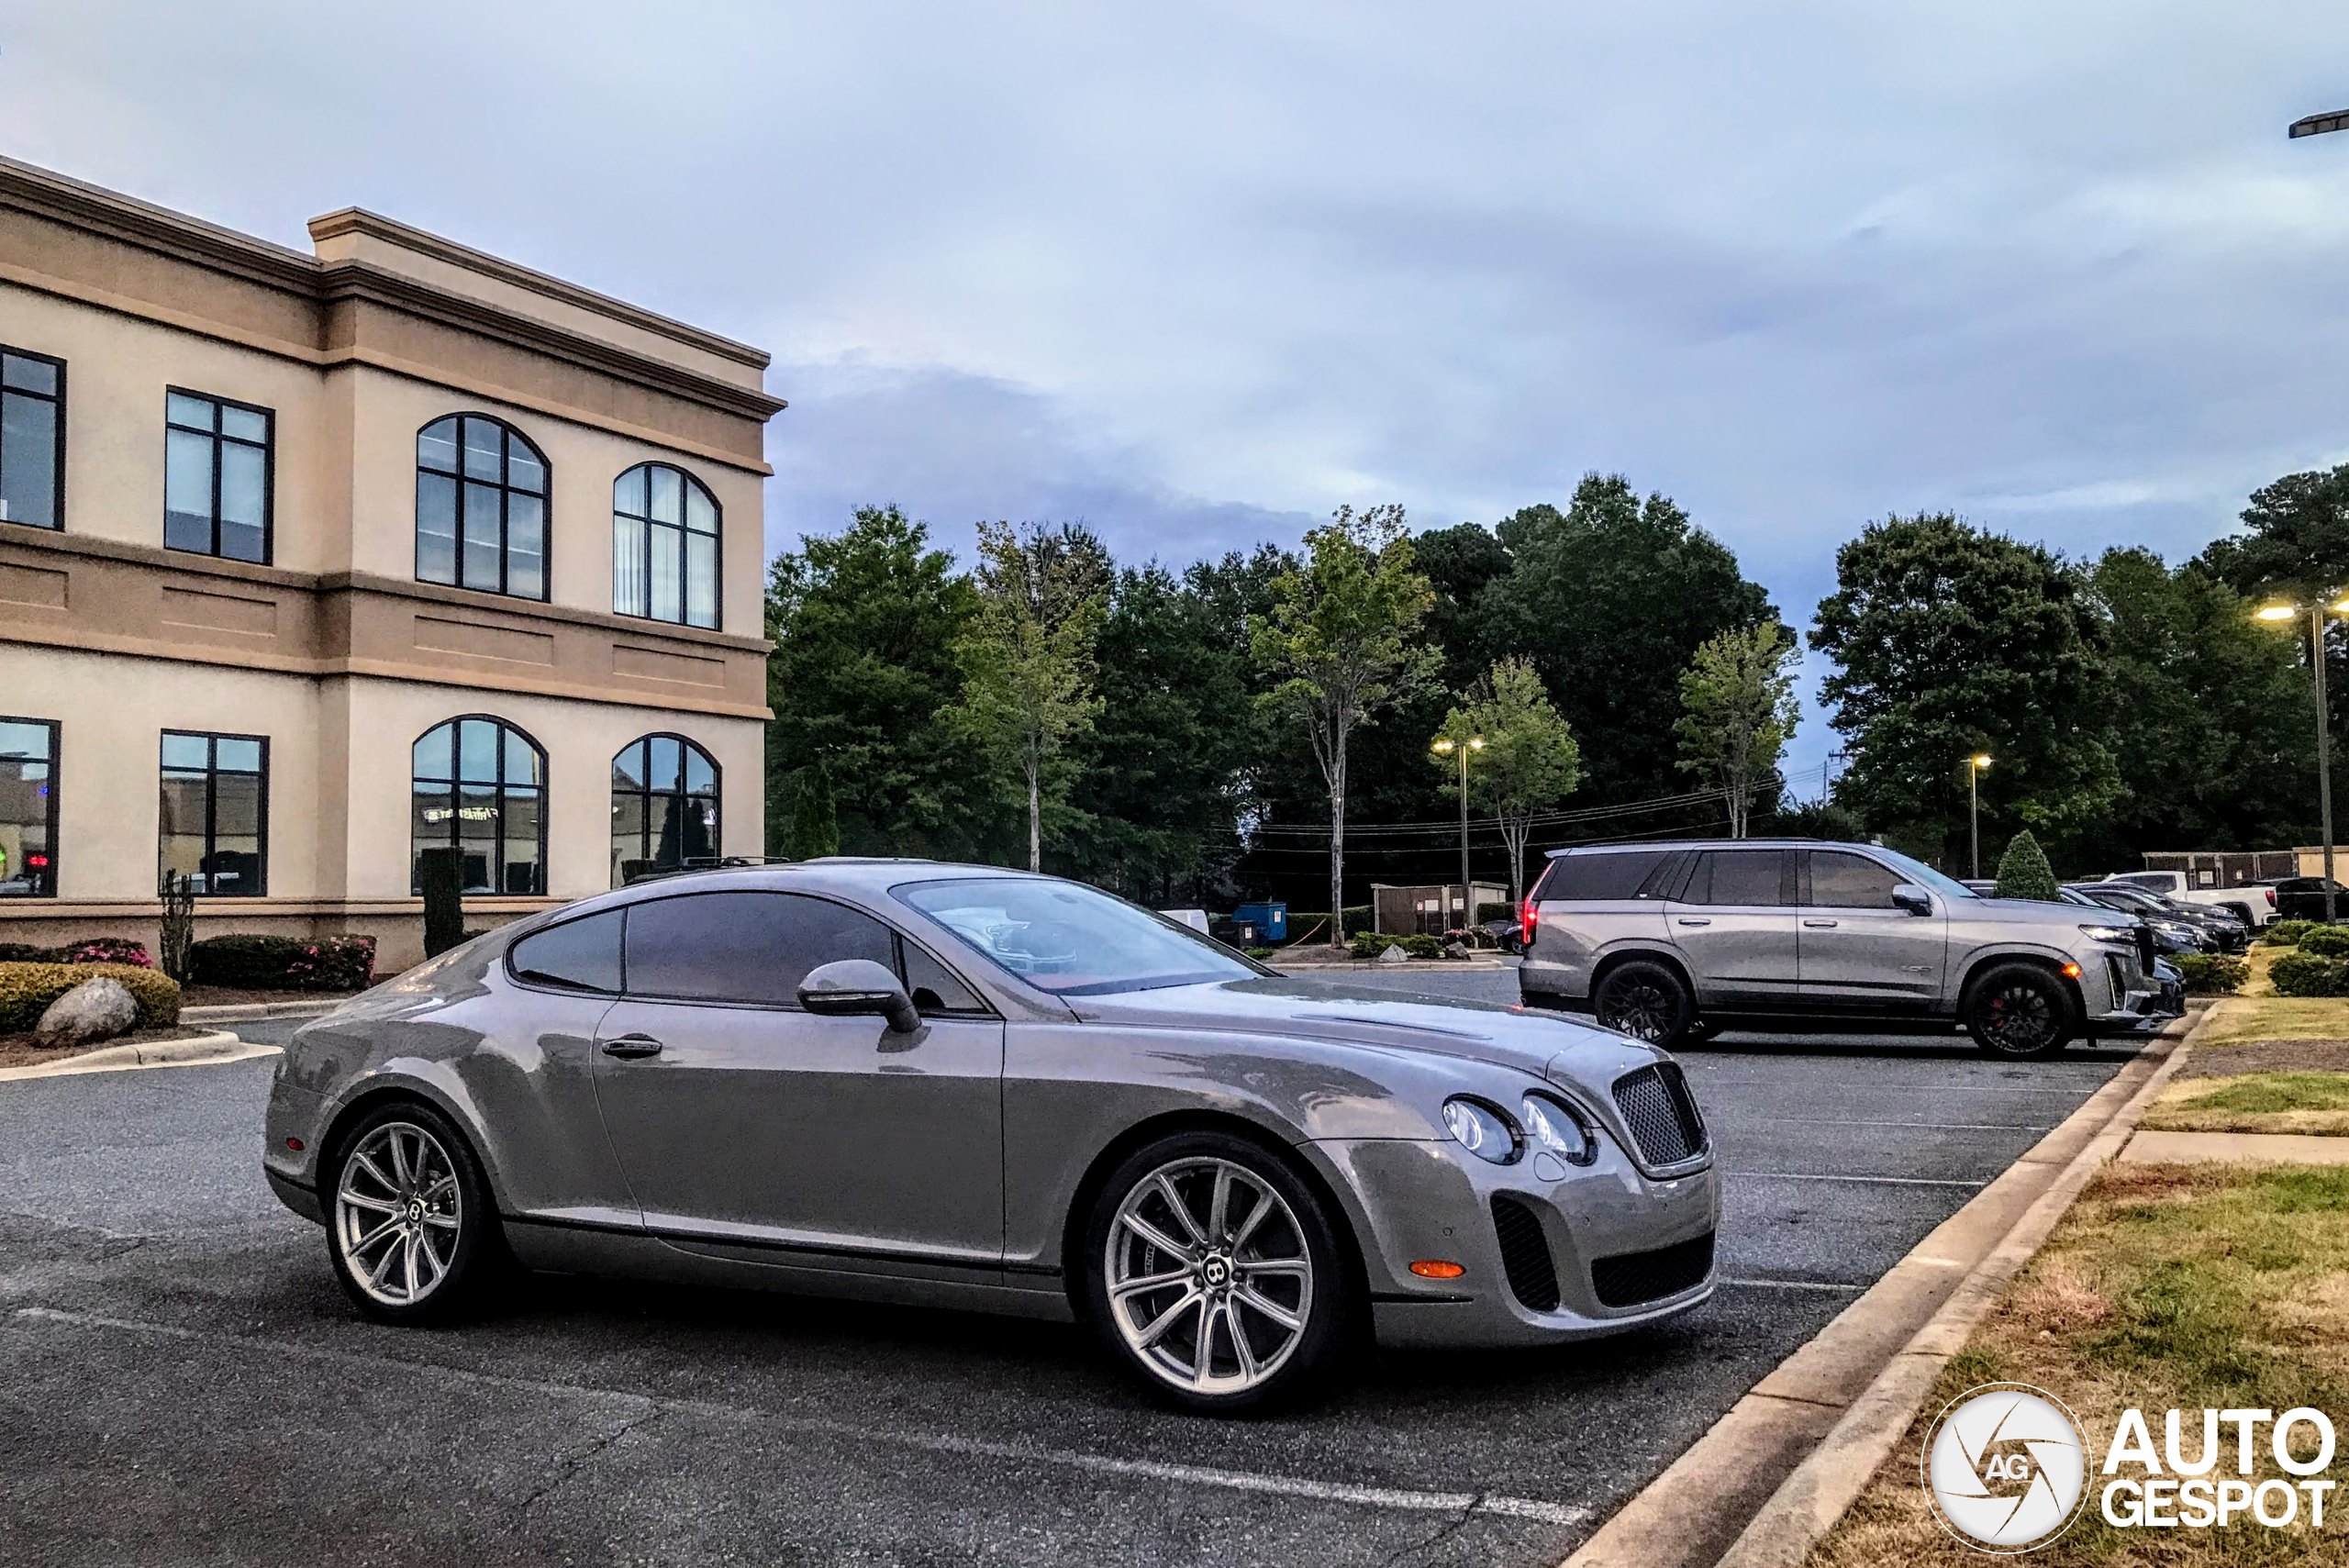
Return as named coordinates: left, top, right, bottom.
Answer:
left=2065, top=884, right=2241, bottom=953
left=2054, top=886, right=2201, bottom=957
left=267, top=861, right=1719, bottom=1412
left=2102, top=870, right=2273, bottom=929
left=1517, top=840, right=2181, bottom=1059
left=2254, top=876, right=2349, bottom=925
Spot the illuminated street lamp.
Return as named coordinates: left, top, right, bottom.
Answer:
left=1968, top=754, right=1992, bottom=880
left=1431, top=735, right=1485, bottom=917
left=2255, top=596, right=2349, bottom=922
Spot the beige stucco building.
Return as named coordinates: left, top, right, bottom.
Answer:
left=0, top=156, right=780, bottom=971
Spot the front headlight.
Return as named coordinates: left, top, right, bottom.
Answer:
left=2078, top=924, right=2136, bottom=944
left=1522, top=1093, right=1598, bottom=1166
left=1442, top=1097, right=1520, bottom=1163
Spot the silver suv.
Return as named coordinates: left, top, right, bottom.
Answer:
left=1517, top=840, right=2182, bottom=1058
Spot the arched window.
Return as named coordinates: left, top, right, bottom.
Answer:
left=416, top=415, right=549, bottom=600
left=613, top=463, right=719, bottom=628
left=411, top=717, right=546, bottom=895
left=611, top=734, right=720, bottom=885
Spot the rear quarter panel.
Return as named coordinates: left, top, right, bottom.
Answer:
left=1522, top=903, right=1672, bottom=1001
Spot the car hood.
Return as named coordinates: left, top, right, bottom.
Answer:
left=1063, top=975, right=1666, bottom=1095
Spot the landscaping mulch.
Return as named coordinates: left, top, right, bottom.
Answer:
left=2179, top=1039, right=2349, bottom=1078
left=0, top=1025, right=206, bottom=1070
left=178, top=984, right=364, bottom=1009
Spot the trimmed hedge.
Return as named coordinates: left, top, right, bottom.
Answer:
left=1351, top=931, right=1445, bottom=960
left=0, top=938, right=153, bottom=967
left=1275, top=907, right=1375, bottom=941
left=188, top=934, right=376, bottom=992
left=0, top=962, right=181, bottom=1033
left=2170, top=952, right=2246, bottom=996
left=2271, top=950, right=2349, bottom=998
left=2300, top=926, right=2349, bottom=959
left=2262, top=920, right=2318, bottom=948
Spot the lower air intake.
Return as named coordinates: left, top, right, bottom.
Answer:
left=1591, top=1230, right=1715, bottom=1308
left=1489, top=1194, right=1561, bottom=1312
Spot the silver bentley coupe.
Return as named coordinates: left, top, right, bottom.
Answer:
left=264, top=861, right=1719, bottom=1410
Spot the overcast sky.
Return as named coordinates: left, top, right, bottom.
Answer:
left=9, top=2, right=2349, bottom=788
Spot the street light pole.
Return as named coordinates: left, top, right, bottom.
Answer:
left=1967, top=754, right=1992, bottom=880
left=1432, top=735, right=1484, bottom=924
left=2316, top=604, right=2338, bottom=924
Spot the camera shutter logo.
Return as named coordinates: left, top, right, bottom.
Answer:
left=1921, top=1384, right=2089, bottom=1551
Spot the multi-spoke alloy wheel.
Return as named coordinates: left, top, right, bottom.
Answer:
left=1084, top=1133, right=1353, bottom=1410
left=1965, top=962, right=2075, bottom=1060
left=336, top=1121, right=462, bottom=1307
left=326, top=1103, right=500, bottom=1322
left=1594, top=960, right=1692, bottom=1049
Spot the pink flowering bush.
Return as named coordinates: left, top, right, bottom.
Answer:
left=188, top=934, right=376, bottom=992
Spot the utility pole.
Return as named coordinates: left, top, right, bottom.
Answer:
left=2317, top=604, right=2337, bottom=923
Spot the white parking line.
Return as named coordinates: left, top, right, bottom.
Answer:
left=9, top=1306, right=1586, bottom=1529
left=1720, top=1117, right=2057, bottom=1132
left=1724, top=1171, right=1987, bottom=1188
left=1718, top=1277, right=1867, bottom=1294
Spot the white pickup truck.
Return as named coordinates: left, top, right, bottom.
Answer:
left=2100, top=870, right=2273, bottom=929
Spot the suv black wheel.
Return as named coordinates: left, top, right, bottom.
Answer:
left=1079, top=1130, right=1359, bottom=1413
left=1965, top=962, right=2076, bottom=1059
left=1594, top=960, right=1695, bottom=1049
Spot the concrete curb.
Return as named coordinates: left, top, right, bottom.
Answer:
left=1704, top=1002, right=2220, bottom=1568
left=0, top=1029, right=276, bottom=1083
left=1270, top=959, right=1509, bottom=973
left=1557, top=1005, right=2215, bottom=1568
left=180, top=998, right=344, bottom=1023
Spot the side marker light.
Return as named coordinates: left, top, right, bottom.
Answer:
left=1409, top=1260, right=1466, bottom=1279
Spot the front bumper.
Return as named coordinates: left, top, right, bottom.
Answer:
left=1314, top=1132, right=1720, bottom=1350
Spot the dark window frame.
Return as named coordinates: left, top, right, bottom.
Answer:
left=611, top=462, right=722, bottom=630
left=158, top=728, right=270, bottom=898
left=0, top=714, right=61, bottom=898
left=162, top=388, right=274, bottom=563
left=413, top=413, right=551, bottom=602
left=0, top=345, right=66, bottom=532
left=608, top=733, right=722, bottom=887
left=409, top=715, right=549, bottom=895
left=1686, top=848, right=1796, bottom=907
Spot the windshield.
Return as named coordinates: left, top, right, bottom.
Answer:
left=894, top=877, right=1263, bottom=996
left=1867, top=848, right=1978, bottom=902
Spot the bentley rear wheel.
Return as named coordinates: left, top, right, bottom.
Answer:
left=327, top=1101, right=504, bottom=1323
left=1080, top=1132, right=1354, bottom=1412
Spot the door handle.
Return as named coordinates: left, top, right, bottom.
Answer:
left=1675, top=917, right=1711, bottom=927
left=601, top=1034, right=662, bottom=1059
left=1803, top=918, right=1840, bottom=929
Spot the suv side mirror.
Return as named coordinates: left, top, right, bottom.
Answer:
left=1891, top=884, right=1933, bottom=917
left=798, top=959, right=921, bottom=1033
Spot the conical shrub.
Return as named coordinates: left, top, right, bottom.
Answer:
left=1992, top=830, right=2060, bottom=901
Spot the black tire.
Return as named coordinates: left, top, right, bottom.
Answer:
left=1078, top=1129, right=1358, bottom=1414
left=1964, top=962, right=2077, bottom=1060
left=1684, top=1018, right=1721, bottom=1042
left=1593, top=960, right=1696, bottom=1050
left=324, top=1099, right=508, bottom=1324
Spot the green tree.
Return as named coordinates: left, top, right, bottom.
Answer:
left=1479, top=475, right=1776, bottom=806
left=1810, top=514, right=2121, bottom=866
left=1434, top=657, right=1582, bottom=903
left=763, top=506, right=982, bottom=857
left=1675, top=623, right=1801, bottom=840
left=784, top=762, right=841, bottom=860
left=2199, top=463, right=2349, bottom=605
left=1992, top=829, right=2060, bottom=900
left=1252, top=505, right=1439, bottom=951
left=953, top=521, right=1109, bottom=872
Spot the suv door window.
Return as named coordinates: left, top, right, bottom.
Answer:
left=623, top=890, right=896, bottom=1006
left=1808, top=852, right=1901, bottom=909
left=1689, top=850, right=1790, bottom=906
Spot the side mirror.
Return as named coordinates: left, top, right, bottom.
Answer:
left=1891, top=884, right=1932, bottom=917
left=797, top=959, right=921, bottom=1033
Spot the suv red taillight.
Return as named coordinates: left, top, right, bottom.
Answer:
left=1520, top=895, right=1539, bottom=945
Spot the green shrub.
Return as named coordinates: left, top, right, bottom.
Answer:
left=2269, top=950, right=2349, bottom=998
left=2302, top=926, right=2349, bottom=959
left=2262, top=920, right=2317, bottom=947
left=1475, top=901, right=1515, bottom=924
left=1244, top=946, right=1275, bottom=961
left=1350, top=931, right=1444, bottom=959
left=2170, top=953, right=2246, bottom=996
left=0, top=943, right=48, bottom=962
left=0, top=962, right=181, bottom=1033
left=187, top=934, right=376, bottom=992
left=1992, top=831, right=2061, bottom=901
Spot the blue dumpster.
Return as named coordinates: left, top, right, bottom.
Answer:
left=1231, top=901, right=1287, bottom=941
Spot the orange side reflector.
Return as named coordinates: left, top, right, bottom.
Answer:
left=1409, top=1260, right=1466, bottom=1279
left=2062, top=962, right=2081, bottom=978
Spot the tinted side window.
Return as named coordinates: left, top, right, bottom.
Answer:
left=900, top=939, right=987, bottom=1014
left=508, top=910, right=623, bottom=993
left=624, top=891, right=896, bottom=1006
left=1809, top=852, right=1900, bottom=909
left=1690, top=850, right=1788, bottom=906
left=1539, top=850, right=1674, bottom=902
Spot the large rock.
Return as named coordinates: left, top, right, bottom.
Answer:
left=35, top=977, right=139, bottom=1043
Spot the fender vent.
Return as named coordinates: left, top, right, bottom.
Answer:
left=1489, top=1194, right=1561, bottom=1312
left=1592, top=1230, right=1715, bottom=1308
left=1611, top=1063, right=1708, bottom=1165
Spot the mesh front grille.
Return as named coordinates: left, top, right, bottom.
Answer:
left=1591, top=1230, right=1715, bottom=1308
left=1610, top=1063, right=1707, bottom=1165
left=1489, top=1194, right=1561, bottom=1312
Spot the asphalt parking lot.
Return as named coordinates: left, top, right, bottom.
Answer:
left=0, top=975, right=2143, bottom=1568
